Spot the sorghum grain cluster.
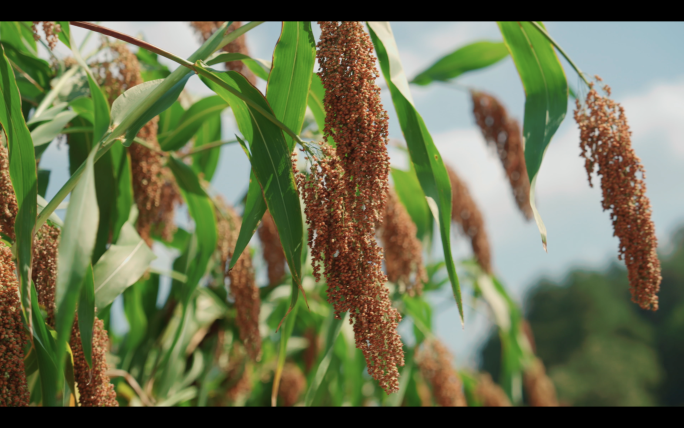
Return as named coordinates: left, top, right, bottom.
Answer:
left=258, top=210, right=286, bottom=286
left=0, top=247, right=29, bottom=407
left=31, top=21, right=61, bottom=50
left=523, top=357, right=558, bottom=407
left=476, top=372, right=511, bottom=406
left=472, top=91, right=533, bottom=220
left=301, top=21, right=403, bottom=394
left=380, top=188, right=426, bottom=296
left=445, top=163, right=492, bottom=274
left=215, top=197, right=261, bottom=361
left=0, top=143, right=17, bottom=240
left=574, top=80, right=661, bottom=310
left=278, top=363, right=305, bottom=407
left=32, top=224, right=60, bottom=323
left=415, top=339, right=467, bottom=407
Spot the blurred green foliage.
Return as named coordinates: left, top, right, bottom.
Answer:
left=480, top=226, right=684, bottom=406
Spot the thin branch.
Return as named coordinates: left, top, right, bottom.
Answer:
left=528, top=21, right=591, bottom=88
left=8, top=57, right=44, bottom=93
left=180, top=139, right=237, bottom=158
left=107, top=369, right=155, bottom=406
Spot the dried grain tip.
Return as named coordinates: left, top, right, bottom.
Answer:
left=258, top=210, right=286, bottom=286
left=215, top=197, right=261, bottom=361
left=415, top=339, right=467, bottom=407
left=32, top=224, right=60, bottom=324
left=0, top=142, right=17, bottom=240
left=476, top=372, right=511, bottom=406
left=70, top=315, right=118, bottom=407
left=278, top=363, right=305, bottom=407
left=445, top=163, right=493, bottom=274
left=0, top=246, right=30, bottom=407
left=380, top=188, right=427, bottom=296
left=574, top=81, right=661, bottom=310
left=471, top=91, right=533, bottom=220
left=190, top=21, right=256, bottom=85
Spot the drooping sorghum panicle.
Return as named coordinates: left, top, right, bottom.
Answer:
left=0, top=246, right=30, bottom=407
left=523, top=357, right=558, bottom=407
left=574, top=80, right=661, bottom=311
left=0, top=142, right=17, bottom=240
left=476, top=372, right=511, bottom=407
left=471, top=91, right=533, bottom=220
left=415, top=339, right=467, bottom=407
left=32, top=224, right=60, bottom=324
left=445, top=163, right=493, bottom=274
left=94, top=44, right=182, bottom=247
left=380, top=188, right=427, bottom=296
left=70, top=315, right=118, bottom=407
left=258, top=210, right=286, bottom=286
left=31, top=21, right=61, bottom=50
left=215, top=197, right=261, bottom=361
left=313, top=21, right=403, bottom=394
left=278, top=363, right=306, bottom=407
left=189, top=21, right=256, bottom=85
left=303, top=328, right=318, bottom=374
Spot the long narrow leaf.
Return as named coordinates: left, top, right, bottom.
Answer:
left=367, top=22, right=463, bottom=324
left=498, top=21, right=568, bottom=250
left=77, top=264, right=95, bottom=368
left=158, top=95, right=227, bottom=151
left=304, top=312, right=345, bottom=406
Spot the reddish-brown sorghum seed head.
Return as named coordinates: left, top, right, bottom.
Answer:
left=523, top=357, right=558, bottom=407
left=574, top=81, right=661, bottom=310
left=445, top=163, right=492, bottom=274
left=258, top=210, right=286, bottom=286
left=380, top=188, right=427, bottom=296
left=31, top=21, right=61, bottom=50
left=70, top=314, right=118, bottom=407
left=278, top=363, right=305, bottom=407
left=0, top=246, right=30, bottom=407
left=32, top=224, right=60, bottom=324
left=305, top=21, right=403, bottom=394
left=415, top=339, right=467, bottom=407
left=215, top=197, right=261, bottom=361
left=476, top=372, right=511, bottom=406
left=0, top=142, right=17, bottom=241
left=190, top=21, right=256, bottom=85
left=472, top=91, right=533, bottom=220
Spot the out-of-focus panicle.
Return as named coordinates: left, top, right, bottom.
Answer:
left=94, top=43, right=182, bottom=247
left=278, top=363, right=305, bottom=407
left=215, top=197, right=261, bottom=361
left=523, top=357, right=558, bottom=407
left=32, top=224, right=60, bottom=324
left=31, top=21, right=61, bottom=50
left=415, top=339, right=467, bottom=407
left=304, top=20, right=402, bottom=394
left=189, top=21, right=256, bottom=85
left=574, top=80, right=661, bottom=311
left=380, top=188, right=426, bottom=296
left=0, top=246, right=29, bottom=407
left=471, top=91, right=533, bottom=220
left=224, top=345, right=251, bottom=402
left=445, top=163, right=492, bottom=274
left=303, top=328, right=318, bottom=373
left=0, top=142, right=17, bottom=240
left=70, top=315, right=118, bottom=407
left=476, top=372, right=511, bottom=406
left=258, top=210, right=286, bottom=286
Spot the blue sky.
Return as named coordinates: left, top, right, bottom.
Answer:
left=42, top=22, right=684, bottom=367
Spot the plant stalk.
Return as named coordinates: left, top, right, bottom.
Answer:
left=528, top=21, right=591, bottom=88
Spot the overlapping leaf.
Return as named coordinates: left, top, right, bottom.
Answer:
left=367, top=21, right=463, bottom=324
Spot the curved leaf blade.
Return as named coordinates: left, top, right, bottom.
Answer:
left=158, top=95, right=227, bottom=151
left=77, top=264, right=95, bottom=368
left=411, top=40, right=509, bottom=85
left=368, top=21, right=463, bottom=324
left=498, top=21, right=568, bottom=250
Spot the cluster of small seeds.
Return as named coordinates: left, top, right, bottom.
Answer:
left=224, top=345, right=252, bottom=403
left=380, top=188, right=426, bottom=296
left=215, top=197, right=261, bottom=361
left=476, top=372, right=511, bottom=406
left=472, top=91, right=533, bottom=220
left=445, top=163, right=493, bottom=274
left=257, top=210, right=286, bottom=286
left=523, top=357, right=559, bottom=406
left=415, top=339, right=467, bottom=407
left=278, top=363, right=306, bottom=407
left=574, top=80, right=661, bottom=310
left=31, top=21, right=61, bottom=50
left=300, top=21, right=403, bottom=394
left=189, top=21, right=256, bottom=85
left=70, top=315, right=119, bottom=407
left=0, top=246, right=29, bottom=407
left=32, top=224, right=60, bottom=323
left=0, top=142, right=17, bottom=240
